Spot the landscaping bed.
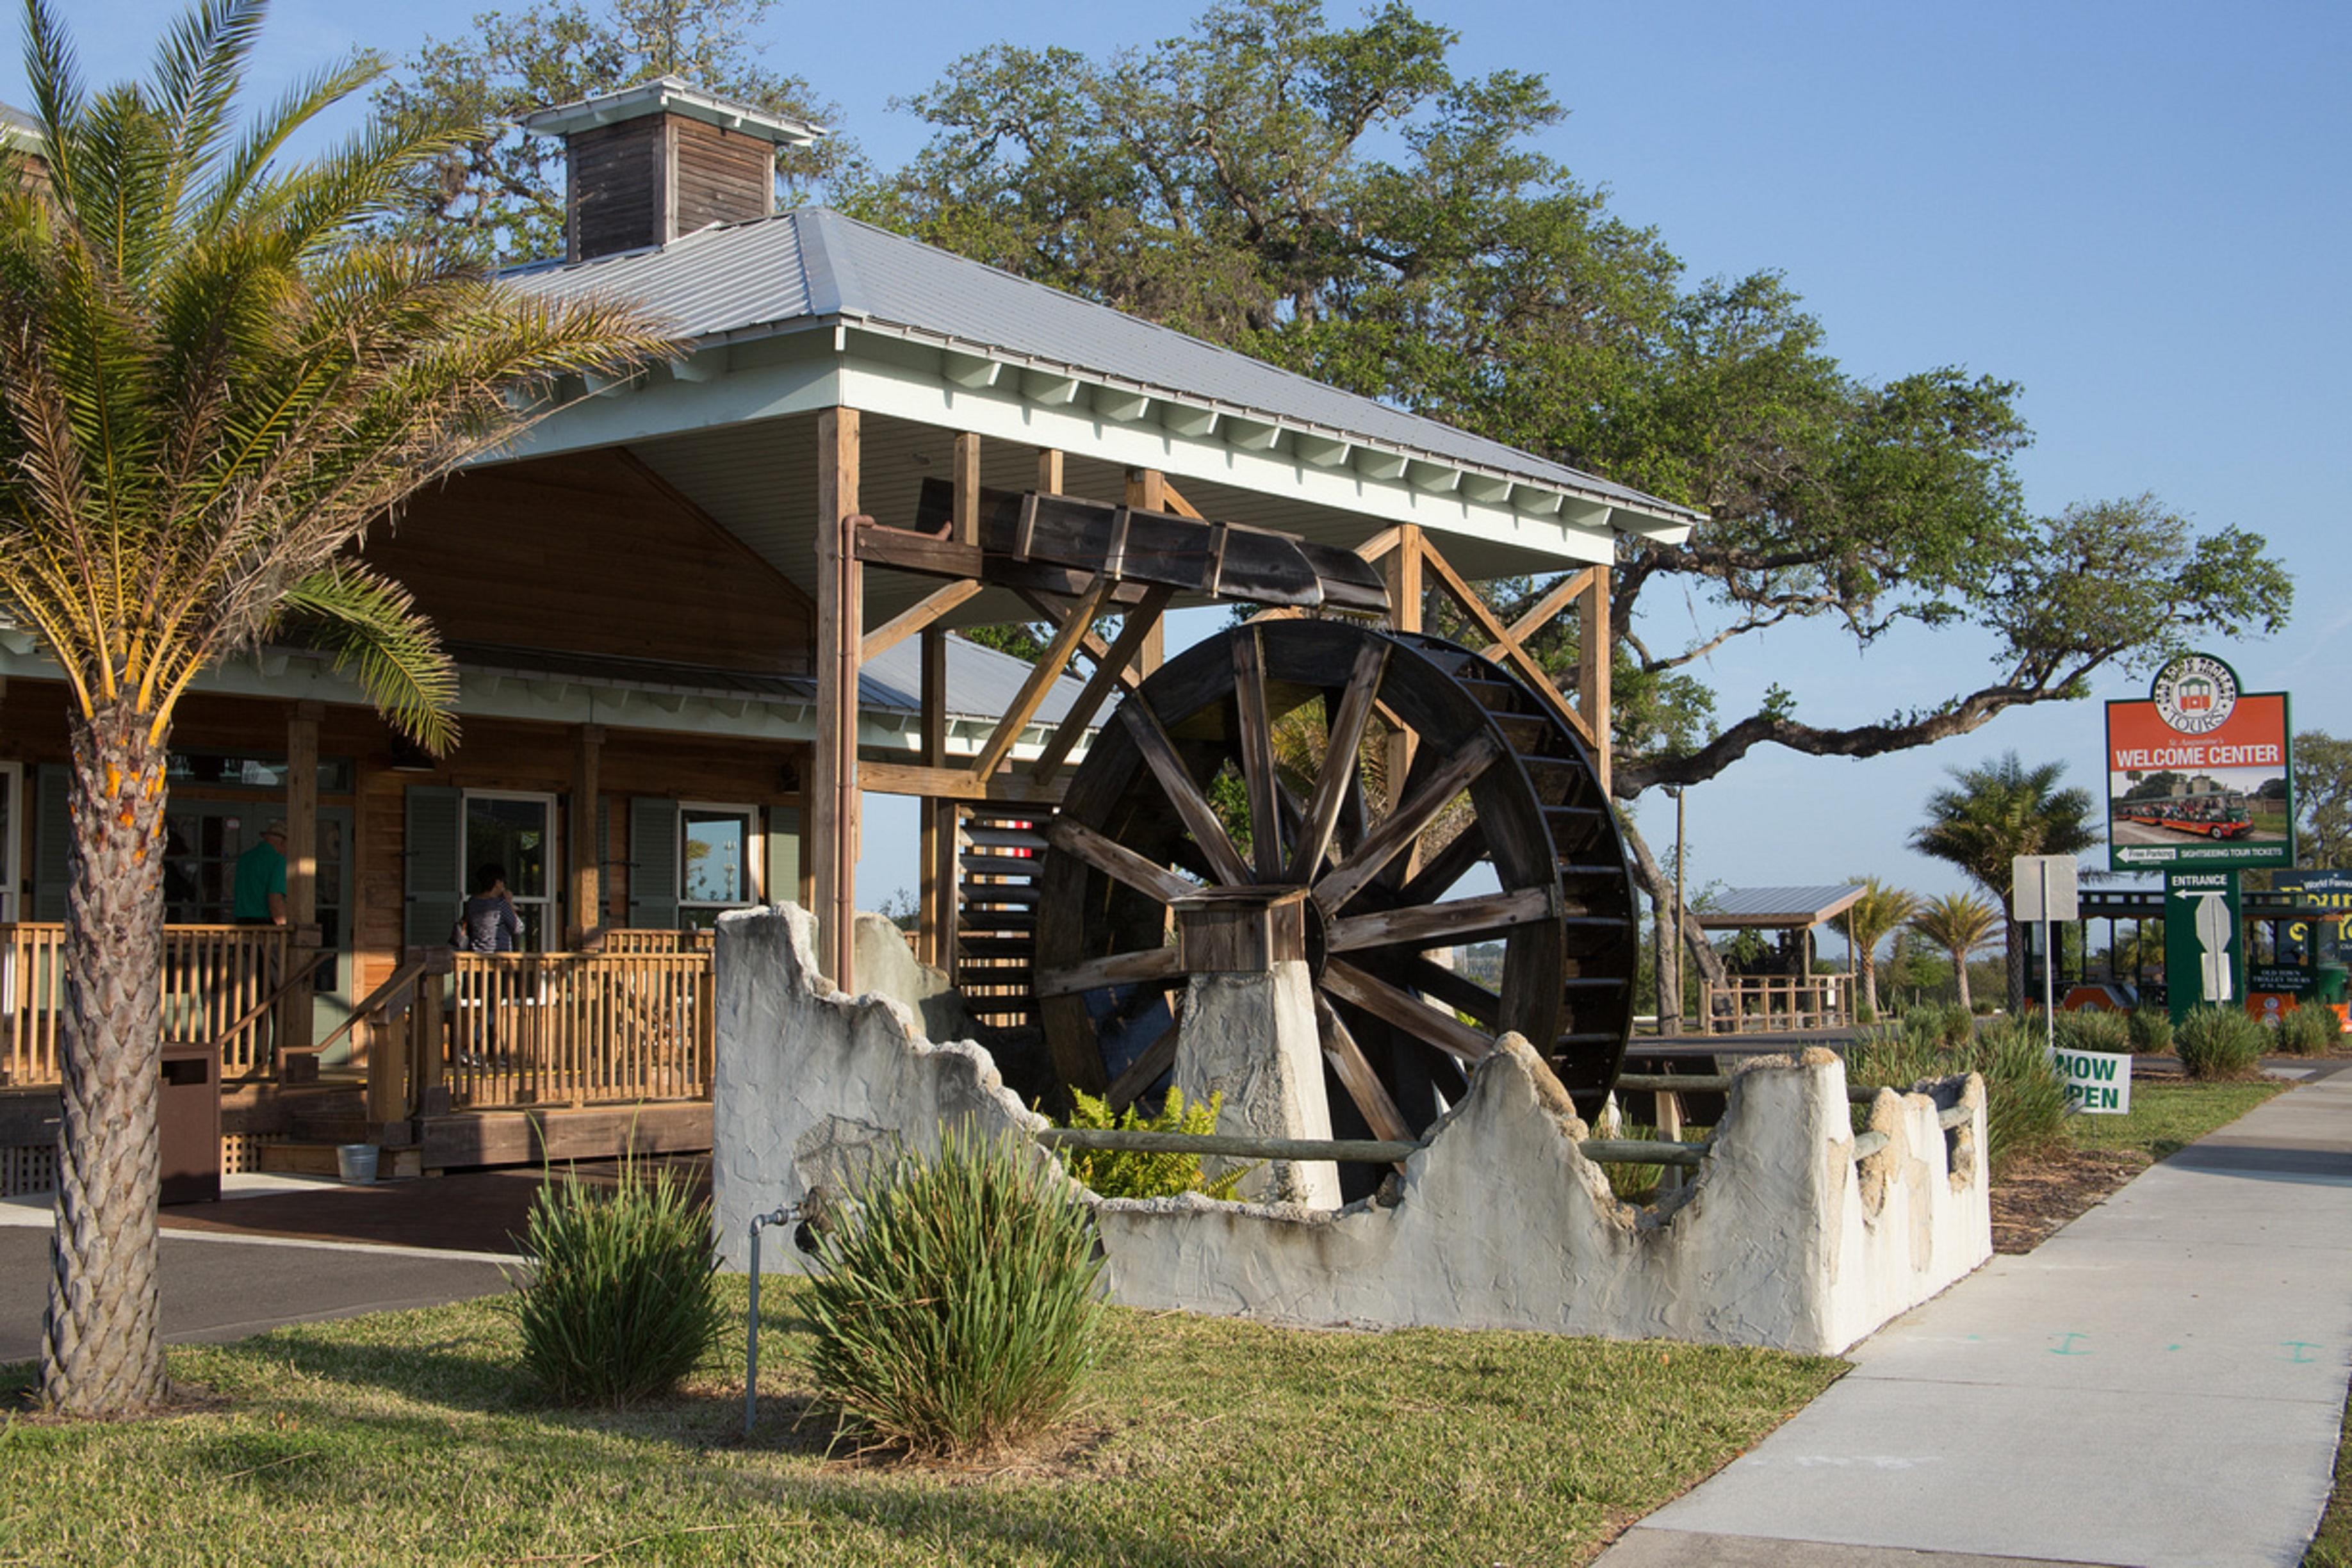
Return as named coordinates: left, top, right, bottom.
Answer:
left=0, top=1282, right=1843, bottom=1567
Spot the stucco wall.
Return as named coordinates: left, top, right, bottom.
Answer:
left=712, top=905, right=1991, bottom=1356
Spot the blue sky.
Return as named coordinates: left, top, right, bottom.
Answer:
left=26, top=2, right=2351, bottom=930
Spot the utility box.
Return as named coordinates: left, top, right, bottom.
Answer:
left=158, top=1039, right=221, bottom=1205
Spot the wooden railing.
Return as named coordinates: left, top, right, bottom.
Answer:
left=440, top=951, right=713, bottom=1111
left=3, top=922, right=294, bottom=1086
left=598, top=928, right=718, bottom=956
left=1701, top=975, right=1850, bottom=1034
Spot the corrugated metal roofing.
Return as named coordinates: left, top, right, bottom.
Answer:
left=508, top=208, right=1699, bottom=523
left=1694, top=885, right=1869, bottom=929
left=449, top=632, right=1085, bottom=726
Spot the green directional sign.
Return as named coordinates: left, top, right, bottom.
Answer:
left=2164, top=870, right=2242, bottom=1026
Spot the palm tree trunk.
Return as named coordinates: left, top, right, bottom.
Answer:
left=1951, top=944, right=1974, bottom=1013
left=1862, top=955, right=1881, bottom=1021
left=40, top=704, right=171, bottom=1417
left=2005, top=917, right=2027, bottom=1013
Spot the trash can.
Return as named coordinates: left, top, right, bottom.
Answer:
left=2315, top=965, right=2349, bottom=1006
left=158, top=1039, right=221, bottom=1205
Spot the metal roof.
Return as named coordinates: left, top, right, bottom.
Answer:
left=519, top=76, right=825, bottom=145
left=1695, top=885, right=1869, bottom=929
left=447, top=632, right=1084, bottom=726
left=507, top=207, right=1701, bottom=527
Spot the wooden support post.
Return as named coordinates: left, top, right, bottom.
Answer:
left=918, top=626, right=948, bottom=968
left=1037, top=447, right=1064, bottom=496
left=569, top=724, right=603, bottom=948
left=1121, top=469, right=1168, bottom=669
left=1578, top=565, right=1612, bottom=791
left=281, top=701, right=320, bottom=1063
left=954, top=432, right=982, bottom=546
left=814, top=407, right=862, bottom=988
left=1382, top=527, right=1423, bottom=820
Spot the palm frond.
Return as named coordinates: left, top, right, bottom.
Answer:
left=268, top=562, right=458, bottom=753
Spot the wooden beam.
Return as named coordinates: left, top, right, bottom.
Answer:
left=1232, top=627, right=1284, bottom=881
left=860, top=759, right=1067, bottom=806
left=1038, top=447, right=1065, bottom=494
left=1048, top=817, right=1200, bottom=906
left=1156, top=478, right=1205, bottom=521
left=1121, top=700, right=1254, bottom=888
left=1579, top=565, right=1612, bottom=791
left=953, top=432, right=982, bottom=546
left=814, top=407, right=862, bottom=987
left=1104, top=1015, right=1183, bottom=1114
left=1510, top=568, right=1595, bottom=645
left=1314, top=731, right=1501, bottom=915
left=1031, top=584, right=1173, bottom=785
left=1325, top=886, right=1556, bottom=952
left=972, top=574, right=1116, bottom=782
left=861, top=580, right=983, bottom=663
left=1380, top=525, right=1423, bottom=853
left=1315, top=993, right=1414, bottom=1147
left=1286, top=639, right=1389, bottom=883
left=1036, top=944, right=1188, bottom=999
left=1124, top=467, right=1166, bottom=514
left=282, top=701, right=320, bottom=1052
left=1016, top=589, right=1145, bottom=698
left=568, top=724, right=604, bottom=947
left=1321, top=959, right=1495, bottom=1068
left=918, top=626, right=947, bottom=967
left=1418, top=535, right=1597, bottom=751
left=856, top=520, right=1156, bottom=607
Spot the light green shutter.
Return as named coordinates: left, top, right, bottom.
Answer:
left=628, top=797, right=679, bottom=929
left=404, top=785, right=463, bottom=951
left=764, top=807, right=800, bottom=910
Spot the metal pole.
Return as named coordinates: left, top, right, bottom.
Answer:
left=2041, top=861, right=2056, bottom=1055
left=744, top=1203, right=799, bottom=1440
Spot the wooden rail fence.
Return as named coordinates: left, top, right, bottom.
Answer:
left=1701, top=975, right=1850, bottom=1034
left=436, top=951, right=714, bottom=1111
left=3, top=922, right=293, bottom=1086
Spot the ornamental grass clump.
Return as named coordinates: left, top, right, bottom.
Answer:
left=1847, top=1015, right=2067, bottom=1172
left=2127, top=1007, right=2174, bottom=1056
left=2054, top=1008, right=2131, bottom=1055
left=509, top=1160, right=726, bottom=1405
left=2175, top=1005, right=2268, bottom=1079
left=804, top=1126, right=1106, bottom=1458
left=2276, top=1004, right=2340, bottom=1058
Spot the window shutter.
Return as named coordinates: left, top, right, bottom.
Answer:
left=628, top=797, right=679, bottom=929
left=404, top=785, right=463, bottom=951
left=764, top=807, right=801, bottom=909
left=32, top=765, right=70, bottom=922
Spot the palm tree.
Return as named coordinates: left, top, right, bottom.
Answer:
left=1844, top=878, right=1920, bottom=1022
left=0, top=0, right=666, bottom=1417
left=1910, top=890, right=2002, bottom=1014
left=1910, top=753, right=2100, bottom=1012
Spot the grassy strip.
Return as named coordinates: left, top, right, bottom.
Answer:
left=0, top=1281, right=1842, bottom=1567
left=2307, top=1371, right=2352, bottom=1566
left=2068, top=1079, right=2287, bottom=1162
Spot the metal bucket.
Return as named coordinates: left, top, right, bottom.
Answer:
left=336, top=1143, right=379, bottom=1184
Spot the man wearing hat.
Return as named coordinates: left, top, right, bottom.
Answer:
left=233, top=819, right=290, bottom=926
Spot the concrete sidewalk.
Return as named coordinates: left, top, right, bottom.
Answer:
left=1601, top=1071, right=2352, bottom=1568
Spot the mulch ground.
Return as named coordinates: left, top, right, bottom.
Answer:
left=1989, top=1145, right=2152, bottom=1254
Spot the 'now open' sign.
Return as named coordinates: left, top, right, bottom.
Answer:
left=2052, top=1048, right=2133, bottom=1115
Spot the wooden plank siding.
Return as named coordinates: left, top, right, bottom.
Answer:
left=670, top=117, right=774, bottom=234
left=566, top=117, right=663, bottom=261
left=366, top=449, right=813, bottom=674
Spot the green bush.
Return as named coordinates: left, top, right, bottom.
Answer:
left=2054, top=1008, right=2131, bottom=1055
left=2127, top=1007, right=2173, bottom=1056
left=2174, top=1005, right=2267, bottom=1079
left=1058, top=1087, right=1246, bottom=1200
left=2275, top=1004, right=2337, bottom=1058
left=509, top=1159, right=726, bottom=1405
left=1847, top=1015, right=2067, bottom=1172
left=805, top=1125, right=1106, bottom=1457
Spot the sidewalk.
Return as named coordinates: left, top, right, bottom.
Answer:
left=1600, top=1068, right=2352, bottom=1568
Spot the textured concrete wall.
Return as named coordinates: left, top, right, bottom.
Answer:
left=1175, top=962, right=1340, bottom=1207
left=713, top=906, right=1991, bottom=1355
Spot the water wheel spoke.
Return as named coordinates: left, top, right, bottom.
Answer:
left=1047, top=817, right=1199, bottom=907
left=1105, top=1003, right=1184, bottom=1114
left=1325, top=887, right=1556, bottom=954
left=1286, top=641, right=1390, bottom=883
left=1120, top=699, right=1253, bottom=886
left=1396, top=819, right=1487, bottom=904
left=1232, top=627, right=1286, bottom=881
left=1321, top=958, right=1494, bottom=1068
left=1315, top=992, right=1414, bottom=1147
left=1366, top=951, right=1502, bottom=1030
left=1314, top=732, right=1501, bottom=915
left=1037, top=945, right=1187, bottom=999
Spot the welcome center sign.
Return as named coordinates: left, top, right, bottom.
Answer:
left=2106, top=653, right=2293, bottom=872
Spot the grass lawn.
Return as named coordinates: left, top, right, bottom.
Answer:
left=2070, top=1077, right=2287, bottom=1161
left=0, top=1281, right=1843, bottom=1567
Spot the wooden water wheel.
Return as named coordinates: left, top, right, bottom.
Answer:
left=1033, top=618, right=1637, bottom=1172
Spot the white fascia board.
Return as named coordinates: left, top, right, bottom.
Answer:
left=838, top=348, right=1617, bottom=566
left=496, top=338, right=841, bottom=462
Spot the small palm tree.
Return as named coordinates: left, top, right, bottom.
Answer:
left=1910, top=890, right=2002, bottom=1013
left=0, top=0, right=667, bottom=1417
left=1843, top=878, right=1920, bottom=1022
left=1910, top=753, right=2100, bottom=1011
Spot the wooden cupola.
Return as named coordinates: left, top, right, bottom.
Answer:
left=520, top=76, right=826, bottom=262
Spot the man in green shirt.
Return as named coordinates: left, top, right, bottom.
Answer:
left=232, top=820, right=288, bottom=926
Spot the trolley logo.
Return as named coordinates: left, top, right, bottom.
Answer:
left=2052, top=1047, right=2132, bottom=1115
left=2152, top=654, right=2239, bottom=736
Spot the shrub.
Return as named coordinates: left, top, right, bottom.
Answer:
left=2174, top=1005, right=2267, bottom=1079
left=2127, top=1008, right=2173, bottom=1056
left=509, top=1159, right=726, bottom=1405
left=2275, top=1004, right=2337, bottom=1058
left=1059, top=1088, right=1246, bottom=1200
left=2054, top=1008, right=2131, bottom=1055
left=804, top=1125, right=1105, bottom=1457
left=1847, top=1015, right=2067, bottom=1172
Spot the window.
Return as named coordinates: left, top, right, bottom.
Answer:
left=462, top=791, right=557, bottom=950
left=680, top=803, right=759, bottom=930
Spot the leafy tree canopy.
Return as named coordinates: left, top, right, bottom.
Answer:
left=845, top=0, right=2292, bottom=799
left=373, top=0, right=856, bottom=265
left=2295, top=730, right=2352, bottom=869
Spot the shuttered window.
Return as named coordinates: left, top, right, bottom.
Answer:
left=404, top=785, right=463, bottom=951
left=628, top=796, right=680, bottom=929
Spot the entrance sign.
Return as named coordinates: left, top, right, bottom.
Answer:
left=2164, top=870, right=2243, bottom=1025
left=2107, top=653, right=2292, bottom=871
left=2052, top=1047, right=2133, bottom=1115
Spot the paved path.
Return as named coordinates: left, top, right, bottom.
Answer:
left=1601, top=1070, right=2352, bottom=1568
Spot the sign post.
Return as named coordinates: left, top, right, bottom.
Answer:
left=2013, top=854, right=2080, bottom=1058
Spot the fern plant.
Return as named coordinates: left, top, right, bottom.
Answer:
left=1059, top=1088, right=1247, bottom=1200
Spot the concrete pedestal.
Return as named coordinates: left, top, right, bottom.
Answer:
left=1175, top=959, right=1341, bottom=1208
